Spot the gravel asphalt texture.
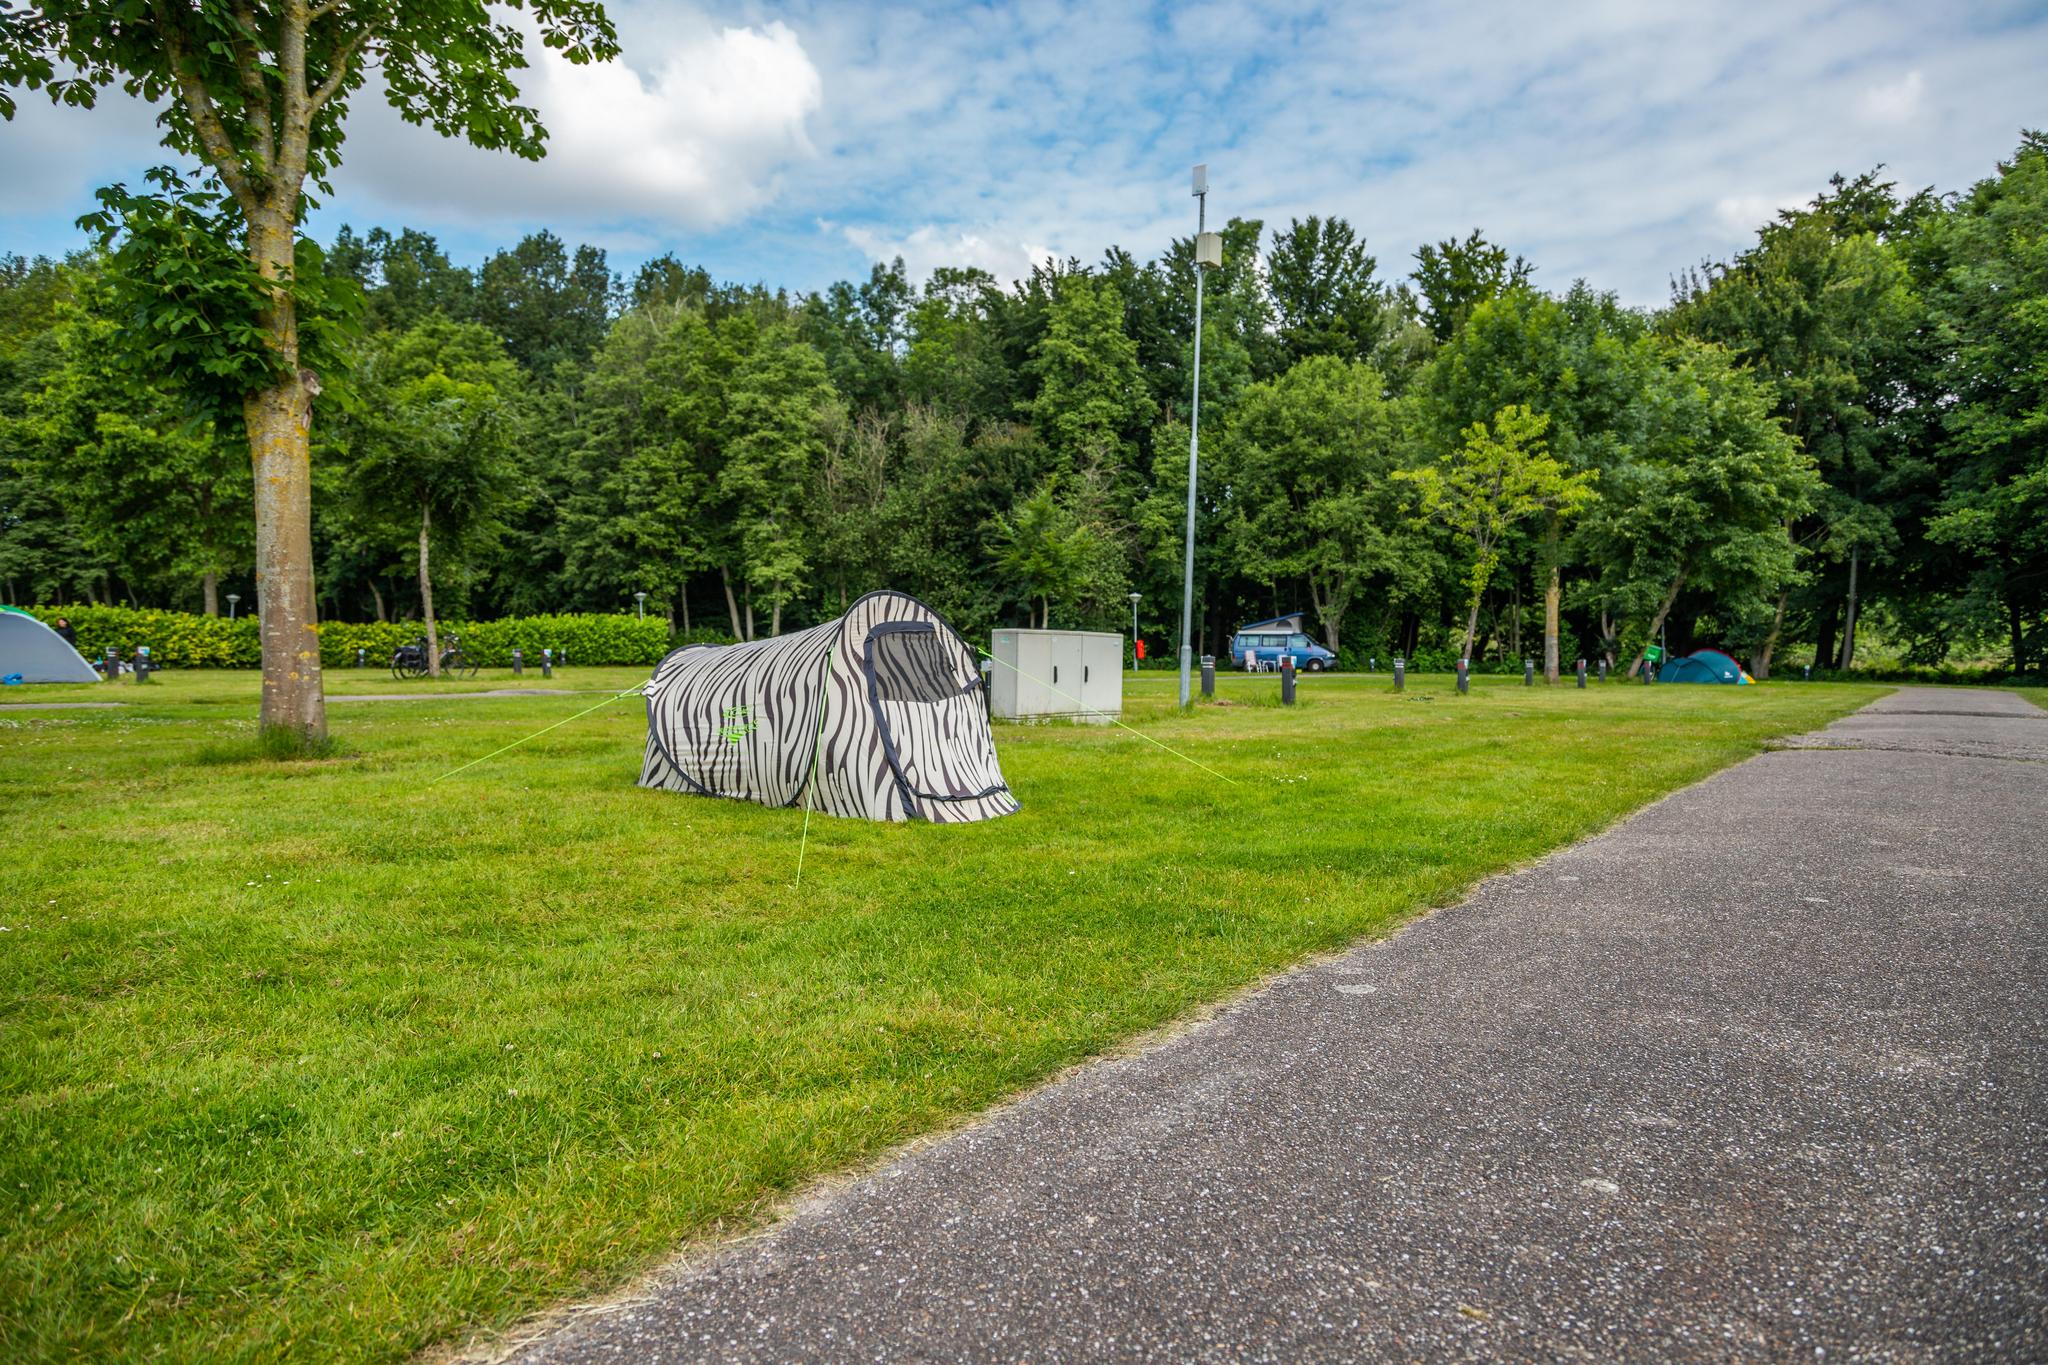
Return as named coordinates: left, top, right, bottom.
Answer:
left=509, top=687, right=2047, bottom=1363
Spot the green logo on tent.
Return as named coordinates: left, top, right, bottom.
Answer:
left=720, top=705, right=756, bottom=745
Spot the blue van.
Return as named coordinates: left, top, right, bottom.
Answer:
left=1229, top=614, right=1338, bottom=672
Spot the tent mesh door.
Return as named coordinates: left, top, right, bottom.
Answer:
left=868, top=626, right=967, bottom=702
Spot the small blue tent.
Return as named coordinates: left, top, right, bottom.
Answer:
left=1661, top=648, right=1752, bottom=684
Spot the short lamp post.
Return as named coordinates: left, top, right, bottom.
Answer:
left=1128, top=592, right=1142, bottom=673
left=634, top=591, right=647, bottom=620
left=226, top=593, right=241, bottom=621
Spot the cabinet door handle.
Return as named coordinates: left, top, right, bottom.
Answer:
left=1052, top=666, right=1058, bottom=684
left=1085, top=665, right=1090, bottom=683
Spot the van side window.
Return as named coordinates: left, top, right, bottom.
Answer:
left=1288, top=634, right=1308, bottom=649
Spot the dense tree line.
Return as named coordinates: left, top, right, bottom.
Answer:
left=4, top=135, right=2044, bottom=677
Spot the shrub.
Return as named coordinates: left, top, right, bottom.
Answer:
left=21, top=605, right=261, bottom=667
left=1806, top=662, right=2046, bottom=687
left=21, top=606, right=674, bottom=669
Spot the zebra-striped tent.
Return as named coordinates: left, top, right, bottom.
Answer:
left=640, top=590, right=1018, bottom=823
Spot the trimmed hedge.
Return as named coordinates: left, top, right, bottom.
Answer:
left=19, top=606, right=674, bottom=669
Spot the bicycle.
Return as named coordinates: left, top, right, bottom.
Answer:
left=441, top=634, right=479, bottom=679
left=389, top=634, right=479, bottom=680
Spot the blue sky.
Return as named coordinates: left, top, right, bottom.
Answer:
left=4, top=0, right=2045, bottom=306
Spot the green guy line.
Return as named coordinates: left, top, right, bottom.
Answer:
left=431, top=685, right=649, bottom=784
left=977, top=646, right=1241, bottom=786
left=794, top=646, right=836, bottom=890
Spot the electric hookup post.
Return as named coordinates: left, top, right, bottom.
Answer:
left=1393, top=656, right=1405, bottom=692
left=512, top=648, right=524, bottom=676
left=1200, top=654, right=1215, bottom=699
left=1524, top=657, right=1535, bottom=686
left=541, top=649, right=553, bottom=680
left=1599, top=658, right=1609, bottom=682
left=1576, top=658, right=1587, bottom=689
left=1456, top=658, right=1470, bottom=695
left=354, top=646, right=365, bottom=669
left=1803, top=664, right=1812, bottom=681
left=1368, top=656, right=1376, bottom=673
left=134, top=645, right=153, bottom=683
left=1280, top=654, right=1297, bottom=705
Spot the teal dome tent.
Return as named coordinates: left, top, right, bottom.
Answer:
left=1660, top=648, right=1752, bottom=684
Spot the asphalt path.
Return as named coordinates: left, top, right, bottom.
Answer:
left=509, top=687, right=2047, bottom=1363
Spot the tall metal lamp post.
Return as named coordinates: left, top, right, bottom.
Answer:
left=1178, top=164, right=1222, bottom=708
left=227, top=593, right=240, bottom=621
left=634, top=591, right=647, bottom=620
left=1128, top=592, right=1142, bottom=673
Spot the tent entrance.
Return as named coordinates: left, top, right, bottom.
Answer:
left=862, top=622, right=1010, bottom=816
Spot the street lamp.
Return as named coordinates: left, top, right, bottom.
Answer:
left=1128, top=592, right=1142, bottom=673
left=227, top=593, right=240, bottom=621
left=634, top=591, right=647, bottom=620
left=1178, top=163, right=1222, bottom=708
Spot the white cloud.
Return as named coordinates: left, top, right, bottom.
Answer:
left=4, top=0, right=2045, bottom=307
left=341, top=16, right=821, bottom=228
left=1713, top=193, right=1811, bottom=236
left=841, top=223, right=1054, bottom=289
left=1857, top=70, right=1925, bottom=125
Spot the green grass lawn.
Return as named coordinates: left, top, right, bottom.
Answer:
left=2, top=669, right=1884, bottom=1362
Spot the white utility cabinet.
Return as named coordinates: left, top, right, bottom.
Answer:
left=988, top=629, right=1123, bottom=722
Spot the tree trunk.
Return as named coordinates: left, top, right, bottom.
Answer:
left=720, top=566, right=743, bottom=641
left=1753, top=588, right=1788, bottom=681
left=743, top=585, right=755, bottom=642
left=245, top=363, right=327, bottom=739
left=771, top=602, right=782, bottom=637
left=679, top=581, right=691, bottom=636
left=368, top=579, right=387, bottom=623
left=1543, top=561, right=1561, bottom=683
left=1813, top=596, right=1840, bottom=674
left=1460, top=598, right=1481, bottom=663
left=419, top=502, right=440, bottom=677
left=1837, top=546, right=1861, bottom=671
left=1628, top=569, right=1687, bottom=678
left=2010, top=590, right=2029, bottom=675
left=235, top=177, right=328, bottom=740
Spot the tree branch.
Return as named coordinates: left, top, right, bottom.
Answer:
left=307, top=24, right=375, bottom=115
left=153, top=5, right=261, bottom=219
left=277, top=0, right=310, bottom=187
left=230, top=1, right=276, bottom=181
